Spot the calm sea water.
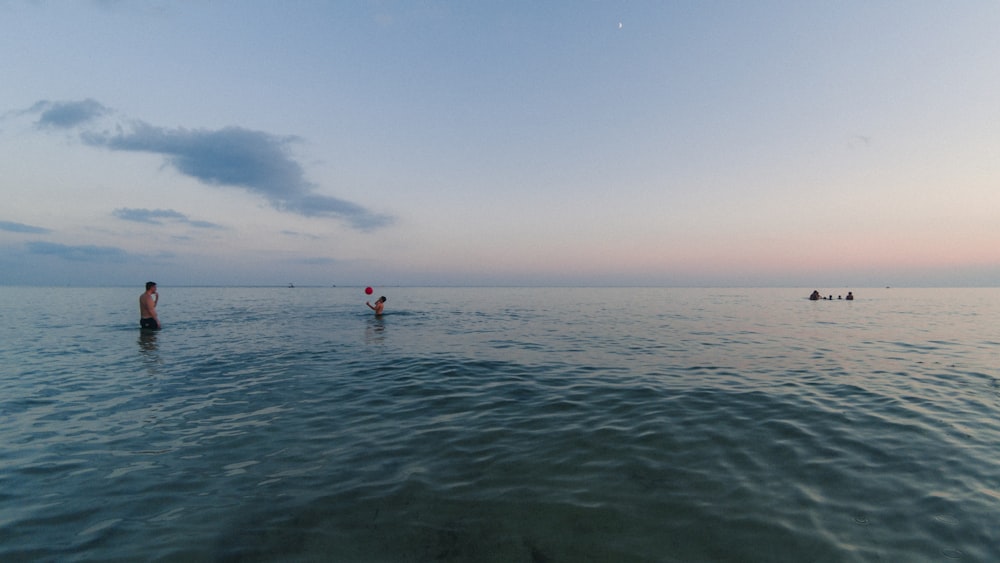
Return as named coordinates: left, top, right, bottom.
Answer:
left=1, top=287, right=997, bottom=562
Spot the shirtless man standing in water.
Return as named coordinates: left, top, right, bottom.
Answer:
left=139, top=281, right=160, bottom=329
left=366, top=295, right=387, bottom=316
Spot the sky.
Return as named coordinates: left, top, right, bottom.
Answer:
left=2, top=0, right=999, bottom=287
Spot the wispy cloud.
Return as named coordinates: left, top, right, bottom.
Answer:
left=848, top=134, right=872, bottom=149
left=0, top=220, right=51, bottom=234
left=281, top=230, right=323, bottom=240
left=113, top=207, right=223, bottom=229
left=23, top=99, right=394, bottom=231
left=297, top=257, right=339, bottom=265
left=30, top=99, right=110, bottom=129
left=26, top=241, right=129, bottom=262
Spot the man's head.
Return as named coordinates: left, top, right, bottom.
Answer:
left=146, top=281, right=157, bottom=291
left=379, top=296, right=387, bottom=303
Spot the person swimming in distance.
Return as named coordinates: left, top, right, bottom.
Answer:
left=846, top=291, right=854, bottom=301
left=809, top=290, right=821, bottom=300
left=139, top=281, right=160, bottom=329
left=366, top=295, right=387, bottom=316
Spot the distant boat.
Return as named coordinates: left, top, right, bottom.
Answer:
left=288, top=283, right=295, bottom=288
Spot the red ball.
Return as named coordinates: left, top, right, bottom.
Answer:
left=365, top=287, right=373, bottom=295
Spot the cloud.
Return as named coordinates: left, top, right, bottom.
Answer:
left=281, top=230, right=323, bottom=240
left=0, top=220, right=51, bottom=234
left=848, top=134, right=872, bottom=149
left=297, top=257, right=339, bottom=265
left=31, top=99, right=110, bottom=129
left=186, top=219, right=221, bottom=229
left=86, top=123, right=394, bottom=231
left=26, top=241, right=129, bottom=262
left=113, top=207, right=222, bottom=228
left=22, top=99, right=394, bottom=231
left=113, top=208, right=186, bottom=223
left=88, top=123, right=309, bottom=196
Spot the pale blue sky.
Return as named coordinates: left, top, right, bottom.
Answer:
left=2, top=1, right=998, bottom=287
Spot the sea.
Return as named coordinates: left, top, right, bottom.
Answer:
left=1, top=286, right=997, bottom=562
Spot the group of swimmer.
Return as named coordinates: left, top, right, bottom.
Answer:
left=139, top=281, right=389, bottom=329
left=810, top=290, right=854, bottom=301
left=141, top=282, right=856, bottom=329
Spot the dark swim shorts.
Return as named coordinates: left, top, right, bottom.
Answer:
left=140, top=318, right=159, bottom=329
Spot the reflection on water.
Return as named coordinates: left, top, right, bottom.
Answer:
left=0, top=287, right=997, bottom=562
left=138, top=329, right=158, bottom=351
left=365, top=316, right=386, bottom=344
left=137, top=329, right=161, bottom=374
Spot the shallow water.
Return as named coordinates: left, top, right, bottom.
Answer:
left=1, top=287, right=998, bottom=561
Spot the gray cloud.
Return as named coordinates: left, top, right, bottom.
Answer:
left=23, top=99, right=393, bottom=231
left=186, top=219, right=221, bottom=229
left=281, top=230, right=323, bottom=240
left=297, top=257, right=339, bottom=265
left=26, top=241, right=129, bottom=262
left=88, top=123, right=309, bottom=197
left=85, top=119, right=392, bottom=231
left=0, top=220, right=51, bottom=234
left=98, top=123, right=394, bottom=231
left=282, top=193, right=381, bottom=225
left=113, top=208, right=185, bottom=223
left=113, top=207, right=223, bottom=228
left=31, top=99, right=110, bottom=129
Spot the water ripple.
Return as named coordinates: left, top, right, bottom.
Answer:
left=1, top=287, right=998, bottom=561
